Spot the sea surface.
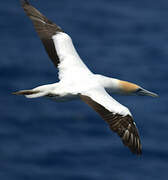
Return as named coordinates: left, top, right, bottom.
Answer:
left=1, top=0, right=168, bottom=179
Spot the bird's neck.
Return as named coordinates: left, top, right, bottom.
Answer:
left=95, top=75, right=138, bottom=95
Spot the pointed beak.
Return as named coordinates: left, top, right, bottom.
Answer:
left=135, top=88, right=159, bottom=97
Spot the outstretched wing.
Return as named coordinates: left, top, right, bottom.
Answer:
left=21, top=0, right=87, bottom=75
left=21, top=0, right=63, bottom=67
left=80, top=88, right=142, bottom=155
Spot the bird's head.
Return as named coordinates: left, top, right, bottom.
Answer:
left=119, top=80, right=158, bottom=97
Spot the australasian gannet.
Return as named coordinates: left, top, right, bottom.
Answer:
left=14, top=0, right=158, bottom=155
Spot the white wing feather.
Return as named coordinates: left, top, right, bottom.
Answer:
left=81, top=87, right=132, bottom=117
left=52, top=32, right=91, bottom=80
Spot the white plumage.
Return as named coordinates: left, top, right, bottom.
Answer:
left=14, top=0, right=158, bottom=155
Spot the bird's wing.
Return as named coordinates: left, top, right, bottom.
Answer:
left=20, top=0, right=87, bottom=73
left=80, top=88, right=142, bottom=155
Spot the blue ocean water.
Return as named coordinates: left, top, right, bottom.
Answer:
left=1, top=0, right=168, bottom=179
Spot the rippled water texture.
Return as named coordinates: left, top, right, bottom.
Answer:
left=1, top=0, right=168, bottom=179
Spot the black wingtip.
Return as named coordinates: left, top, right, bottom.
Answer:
left=20, top=0, right=30, bottom=6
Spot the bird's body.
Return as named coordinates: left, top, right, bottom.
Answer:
left=14, top=0, right=158, bottom=155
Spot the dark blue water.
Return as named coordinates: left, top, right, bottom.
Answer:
left=1, top=0, right=168, bottom=179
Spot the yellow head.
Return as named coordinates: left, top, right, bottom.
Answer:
left=119, top=80, right=139, bottom=94
left=118, top=80, right=158, bottom=97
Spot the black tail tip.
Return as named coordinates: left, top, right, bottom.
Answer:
left=12, top=91, right=22, bottom=95
left=12, top=90, right=40, bottom=95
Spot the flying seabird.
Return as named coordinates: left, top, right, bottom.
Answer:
left=14, top=0, right=158, bottom=155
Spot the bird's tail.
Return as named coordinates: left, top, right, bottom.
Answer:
left=12, top=89, right=48, bottom=98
